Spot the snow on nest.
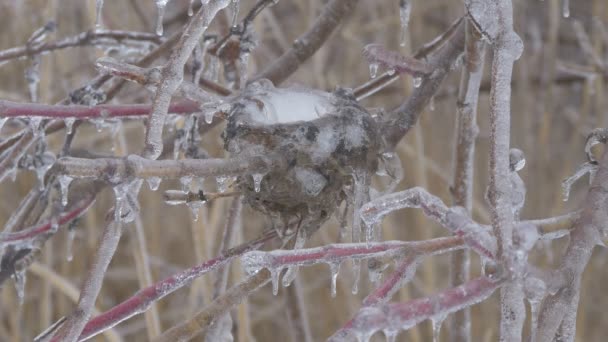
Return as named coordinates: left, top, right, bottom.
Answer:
left=237, top=80, right=336, bottom=124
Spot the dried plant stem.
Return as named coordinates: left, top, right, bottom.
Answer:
left=534, top=148, right=608, bottom=341
left=143, top=0, right=230, bottom=159
left=448, top=19, right=485, bottom=342
left=254, top=0, right=359, bottom=85
left=153, top=269, right=271, bottom=342
left=51, top=212, right=123, bottom=342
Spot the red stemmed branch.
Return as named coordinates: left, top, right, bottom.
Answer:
left=0, top=197, right=94, bottom=248
left=46, top=231, right=277, bottom=342
left=329, top=276, right=505, bottom=341
left=0, top=100, right=199, bottom=119
left=363, top=44, right=432, bottom=77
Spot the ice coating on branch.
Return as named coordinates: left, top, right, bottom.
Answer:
left=399, top=0, right=411, bottom=46
left=14, top=270, right=26, bottom=306
left=216, top=176, right=233, bottom=193
left=188, top=0, right=195, bottom=16
left=369, top=62, right=378, bottom=78
left=25, top=59, right=40, bottom=103
left=155, top=0, right=169, bottom=36
left=562, top=162, right=597, bottom=201
left=524, top=276, right=546, bottom=342
left=431, top=313, right=447, bottom=342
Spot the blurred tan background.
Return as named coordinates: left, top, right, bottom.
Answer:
left=1, top=0, right=608, bottom=341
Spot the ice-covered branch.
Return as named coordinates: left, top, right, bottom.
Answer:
left=70, top=230, right=276, bottom=341
left=50, top=211, right=124, bottom=342
left=53, top=153, right=285, bottom=184
left=362, top=44, right=431, bottom=78
left=0, top=29, right=161, bottom=64
left=329, top=276, right=506, bottom=341
left=253, top=0, right=359, bottom=85
left=448, top=18, right=486, bottom=342
left=384, top=22, right=465, bottom=148
left=143, top=0, right=231, bottom=159
left=360, top=187, right=496, bottom=259
left=535, top=146, right=608, bottom=341
left=0, top=99, right=199, bottom=119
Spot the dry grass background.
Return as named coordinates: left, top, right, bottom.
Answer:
left=0, top=0, right=607, bottom=341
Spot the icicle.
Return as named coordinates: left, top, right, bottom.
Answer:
left=14, top=270, right=26, bottom=306
left=369, top=63, right=379, bottom=78
left=180, top=176, right=192, bottom=192
left=29, top=117, right=42, bottom=134
left=113, top=179, right=142, bottom=223
left=188, top=0, right=195, bottom=16
left=352, top=259, right=361, bottom=294
left=524, top=277, right=546, bottom=342
left=329, top=262, right=340, bottom=298
left=282, top=229, right=307, bottom=287
left=187, top=201, right=203, bottom=221
left=413, top=77, right=422, bottom=88
left=216, top=176, right=233, bottom=193
left=367, top=258, right=384, bottom=285
left=25, top=61, right=40, bottom=103
left=230, top=0, right=240, bottom=28
left=58, top=175, right=73, bottom=206
left=147, top=176, right=162, bottom=191
left=0, top=118, right=7, bottom=132
left=252, top=173, right=264, bottom=192
left=270, top=267, right=280, bottom=295
left=95, top=0, right=104, bottom=28
left=204, top=110, right=214, bottom=124
left=562, top=0, right=570, bottom=18
left=64, top=118, right=75, bottom=135
left=66, top=228, right=75, bottom=262
left=399, top=0, right=412, bottom=47
left=431, top=313, right=447, bottom=342
left=429, top=96, right=435, bottom=111
left=155, top=0, right=169, bottom=36
left=383, top=329, right=398, bottom=342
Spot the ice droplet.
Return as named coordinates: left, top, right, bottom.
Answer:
left=252, top=173, right=264, bottom=192
left=329, top=262, right=340, bottom=298
left=271, top=268, right=280, bottom=296
left=562, top=0, right=570, bottom=18
left=58, top=175, right=73, bottom=206
left=64, top=118, right=75, bottom=135
left=147, top=177, right=162, bottom=191
left=95, top=0, right=104, bottom=28
left=155, top=0, right=169, bottom=36
left=413, top=77, right=422, bottom=88
left=369, top=63, right=379, bottom=78
left=399, top=0, right=412, bottom=47
left=66, top=228, right=76, bottom=262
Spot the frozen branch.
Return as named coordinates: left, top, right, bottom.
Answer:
left=53, top=153, right=285, bottom=183
left=0, top=29, right=161, bottom=64
left=51, top=211, right=124, bottom=342
left=253, top=0, right=359, bottom=85
left=73, top=230, right=276, bottom=341
left=448, top=18, right=486, bottom=342
left=384, top=22, right=465, bottom=148
left=329, top=276, right=506, bottom=341
left=534, top=146, right=608, bottom=341
left=0, top=99, right=199, bottom=119
left=143, top=0, right=231, bottom=159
